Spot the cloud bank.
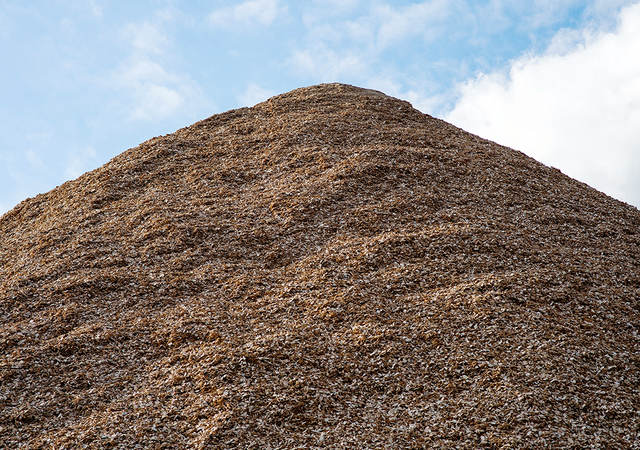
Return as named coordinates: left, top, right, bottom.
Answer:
left=446, top=2, right=640, bottom=206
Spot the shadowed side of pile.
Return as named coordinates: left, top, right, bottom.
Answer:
left=0, top=84, right=639, bottom=447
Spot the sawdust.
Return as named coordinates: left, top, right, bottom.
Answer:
left=1, top=83, right=639, bottom=448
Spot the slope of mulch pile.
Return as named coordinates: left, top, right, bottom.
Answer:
left=1, top=83, right=639, bottom=448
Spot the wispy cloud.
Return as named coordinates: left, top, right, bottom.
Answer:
left=88, top=0, right=103, bottom=18
left=113, top=15, right=206, bottom=122
left=65, top=146, right=99, bottom=179
left=288, top=0, right=636, bottom=105
left=209, top=0, right=285, bottom=27
left=238, top=83, right=276, bottom=106
left=307, top=0, right=361, bottom=18
left=296, top=0, right=458, bottom=60
left=114, top=59, right=201, bottom=121
left=122, top=21, right=168, bottom=55
left=514, top=0, right=583, bottom=29
left=288, top=0, right=462, bottom=106
left=372, top=0, right=455, bottom=49
left=446, top=2, right=640, bottom=206
left=289, top=47, right=367, bottom=80
left=583, top=0, right=637, bottom=22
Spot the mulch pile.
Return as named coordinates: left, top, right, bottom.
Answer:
left=1, top=83, right=639, bottom=448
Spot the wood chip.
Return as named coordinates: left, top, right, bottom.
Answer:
left=1, top=83, right=639, bottom=447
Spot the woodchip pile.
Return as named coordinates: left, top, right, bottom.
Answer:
left=1, top=83, right=639, bottom=448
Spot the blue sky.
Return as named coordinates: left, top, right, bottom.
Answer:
left=1, top=0, right=639, bottom=214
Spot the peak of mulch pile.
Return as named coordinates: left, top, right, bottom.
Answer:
left=1, top=83, right=639, bottom=448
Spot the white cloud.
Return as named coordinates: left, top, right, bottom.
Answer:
left=473, top=0, right=590, bottom=32
left=122, top=22, right=168, bottom=55
left=287, top=0, right=467, bottom=107
left=308, top=0, right=361, bottom=17
left=373, top=0, right=454, bottom=49
left=65, top=146, right=99, bottom=179
left=130, top=83, right=185, bottom=121
left=586, top=0, right=638, bottom=20
left=290, top=0, right=636, bottom=86
left=446, top=2, right=640, bottom=207
left=113, top=59, right=201, bottom=121
left=289, top=47, right=367, bottom=80
left=238, top=83, right=275, bottom=106
left=302, top=0, right=458, bottom=52
left=289, top=0, right=465, bottom=82
left=522, top=0, right=582, bottom=28
left=88, top=0, right=103, bottom=18
left=312, top=0, right=360, bottom=8
left=209, top=0, right=284, bottom=27
left=117, top=59, right=169, bottom=85
left=113, top=15, right=208, bottom=122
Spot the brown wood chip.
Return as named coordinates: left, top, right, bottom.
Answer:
left=1, top=83, right=639, bottom=448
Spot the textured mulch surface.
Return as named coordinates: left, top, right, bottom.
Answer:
left=1, top=83, right=639, bottom=448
